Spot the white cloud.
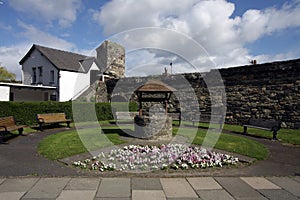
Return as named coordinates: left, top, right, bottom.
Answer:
left=238, top=1, right=300, bottom=43
left=8, top=0, right=82, bottom=28
left=93, top=0, right=200, bottom=35
left=0, top=44, right=28, bottom=79
left=17, top=21, right=75, bottom=50
left=0, top=22, right=77, bottom=80
left=93, top=0, right=300, bottom=74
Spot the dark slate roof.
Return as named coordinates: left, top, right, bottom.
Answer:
left=19, top=44, right=91, bottom=72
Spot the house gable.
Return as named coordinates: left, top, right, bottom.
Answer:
left=20, top=44, right=89, bottom=73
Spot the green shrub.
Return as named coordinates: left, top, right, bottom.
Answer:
left=0, top=101, right=138, bottom=125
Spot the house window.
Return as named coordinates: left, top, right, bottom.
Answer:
left=32, top=68, right=36, bottom=84
left=38, top=66, right=43, bottom=83
left=50, top=94, right=57, bottom=101
left=50, top=70, right=54, bottom=83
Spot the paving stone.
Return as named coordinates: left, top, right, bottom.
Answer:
left=0, top=191, right=25, bottom=200
left=215, top=177, right=268, bottom=200
left=258, top=189, right=299, bottom=200
left=94, top=198, right=130, bottom=200
left=187, top=177, right=222, bottom=190
left=57, top=190, right=96, bottom=200
left=22, top=198, right=55, bottom=200
left=0, top=178, right=38, bottom=192
left=132, top=190, right=166, bottom=200
left=23, top=178, right=70, bottom=199
left=64, top=178, right=100, bottom=190
left=160, top=178, right=198, bottom=198
left=293, top=176, right=300, bottom=183
left=196, top=189, right=235, bottom=200
left=241, top=177, right=281, bottom=189
left=96, top=178, right=130, bottom=198
left=267, top=177, right=300, bottom=197
left=166, top=198, right=201, bottom=200
left=132, top=178, right=162, bottom=190
left=0, top=179, right=5, bottom=185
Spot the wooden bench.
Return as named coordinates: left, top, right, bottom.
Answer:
left=168, top=113, right=181, bottom=126
left=0, top=116, right=26, bottom=143
left=192, top=114, right=223, bottom=129
left=37, top=113, right=71, bottom=131
left=115, top=112, right=138, bottom=124
left=243, top=118, right=281, bottom=140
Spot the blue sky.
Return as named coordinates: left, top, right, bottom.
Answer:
left=0, top=0, right=300, bottom=79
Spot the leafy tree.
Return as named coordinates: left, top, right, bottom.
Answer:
left=0, top=66, right=16, bottom=82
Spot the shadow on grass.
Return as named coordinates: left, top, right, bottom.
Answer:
left=30, top=123, right=70, bottom=131
left=101, top=128, right=136, bottom=138
left=221, top=129, right=273, bottom=140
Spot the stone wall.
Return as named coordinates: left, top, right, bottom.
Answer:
left=219, top=59, right=300, bottom=128
left=105, top=58, right=300, bottom=129
left=96, top=40, right=125, bottom=78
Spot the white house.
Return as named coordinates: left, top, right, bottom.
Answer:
left=18, top=40, right=125, bottom=102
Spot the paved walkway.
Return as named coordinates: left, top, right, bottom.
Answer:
left=1, top=127, right=299, bottom=177
left=0, top=176, right=299, bottom=199
left=0, top=127, right=300, bottom=199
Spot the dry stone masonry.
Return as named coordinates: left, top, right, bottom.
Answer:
left=105, top=59, right=300, bottom=129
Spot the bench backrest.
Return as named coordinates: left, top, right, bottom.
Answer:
left=248, top=119, right=281, bottom=130
left=37, top=113, right=67, bottom=122
left=0, top=116, right=16, bottom=127
left=115, top=112, right=138, bottom=120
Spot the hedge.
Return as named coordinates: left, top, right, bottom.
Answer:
left=0, top=101, right=138, bottom=126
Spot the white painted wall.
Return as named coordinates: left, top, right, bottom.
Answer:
left=59, top=71, right=89, bottom=101
left=0, top=86, right=10, bottom=101
left=59, top=62, right=100, bottom=101
left=21, top=49, right=58, bottom=86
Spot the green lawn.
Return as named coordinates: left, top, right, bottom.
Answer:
left=38, top=127, right=125, bottom=160
left=181, top=121, right=300, bottom=145
left=173, top=127, right=268, bottom=160
left=223, top=124, right=300, bottom=145
left=38, top=123, right=269, bottom=161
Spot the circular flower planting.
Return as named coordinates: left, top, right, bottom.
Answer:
left=73, top=144, right=239, bottom=172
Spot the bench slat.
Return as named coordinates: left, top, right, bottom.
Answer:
left=0, top=116, right=26, bottom=142
left=37, top=113, right=71, bottom=131
left=243, top=118, right=281, bottom=140
left=115, top=112, right=138, bottom=124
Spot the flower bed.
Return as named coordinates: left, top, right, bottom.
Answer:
left=73, top=144, right=239, bottom=172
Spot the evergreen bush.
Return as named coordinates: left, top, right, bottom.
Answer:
left=0, top=101, right=138, bottom=125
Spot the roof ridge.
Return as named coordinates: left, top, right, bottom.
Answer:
left=33, top=44, right=88, bottom=57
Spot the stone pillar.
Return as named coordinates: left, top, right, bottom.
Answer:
left=96, top=40, right=125, bottom=78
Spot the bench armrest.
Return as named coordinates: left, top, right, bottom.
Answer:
left=37, top=118, right=45, bottom=123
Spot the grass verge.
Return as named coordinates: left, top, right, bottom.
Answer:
left=38, top=127, right=125, bottom=160
left=39, top=124, right=269, bottom=161
left=181, top=121, right=300, bottom=145
left=173, top=127, right=269, bottom=160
